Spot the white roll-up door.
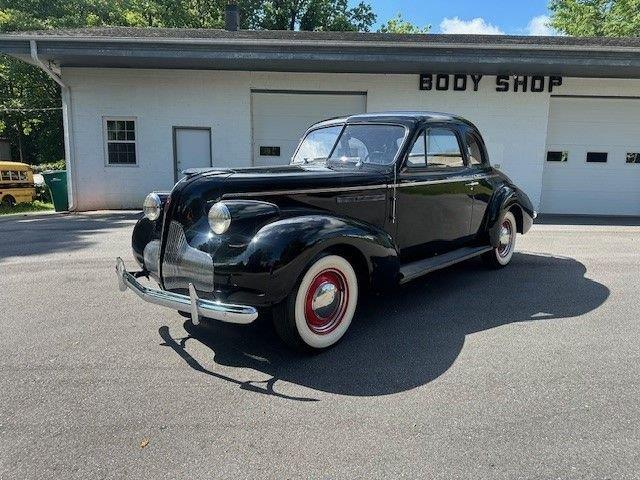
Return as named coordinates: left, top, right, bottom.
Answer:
left=251, top=91, right=366, bottom=166
left=541, top=97, right=640, bottom=215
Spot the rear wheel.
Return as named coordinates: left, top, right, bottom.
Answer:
left=1, top=195, right=16, bottom=207
left=482, top=211, right=517, bottom=268
left=273, top=254, right=358, bottom=352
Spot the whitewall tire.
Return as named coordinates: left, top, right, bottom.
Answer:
left=483, top=211, right=517, bottom=268
left=273, top=254, right=358, bottom=352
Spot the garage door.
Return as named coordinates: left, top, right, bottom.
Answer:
left=541, top=97, right=640, bottom=215
left=251, top=91, right=366, bottom=166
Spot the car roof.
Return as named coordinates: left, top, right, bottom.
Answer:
left=308, top=111, right=476, bottom=130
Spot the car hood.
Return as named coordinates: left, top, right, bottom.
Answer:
left=168, top=164, right=389, bottom=228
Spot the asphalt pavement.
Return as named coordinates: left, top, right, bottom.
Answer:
left=1, top=212, right=638, bottom=479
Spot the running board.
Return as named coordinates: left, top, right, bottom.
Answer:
left=399, top=246, right=493, bottom=284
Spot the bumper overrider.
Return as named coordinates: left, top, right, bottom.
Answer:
left=115, top=257, right=258, bottom=325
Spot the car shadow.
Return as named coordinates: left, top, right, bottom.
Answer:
left=158, top=252, right=609, bottom=399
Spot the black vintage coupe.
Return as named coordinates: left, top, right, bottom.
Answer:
left=116, top=112, right=536, bottom=351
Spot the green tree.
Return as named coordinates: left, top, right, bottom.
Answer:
left=378, top=13, right=430, bottom=34
left=0, top=58, right=64, bottom=163
left=549, top=0, right=640, bottom=36
left=239, top=0, right=376, bottom=31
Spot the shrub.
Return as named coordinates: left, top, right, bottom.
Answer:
left=33, top=160, right=66, bottom=173
left=35, top=183, right=52, bottom=202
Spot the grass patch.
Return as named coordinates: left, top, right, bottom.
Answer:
left=0, top=200, right=55, bottom=216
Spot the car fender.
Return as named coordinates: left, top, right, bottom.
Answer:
left=485, top=184, right=535, bottom=246
left=213, top=214, right=400, bottom=305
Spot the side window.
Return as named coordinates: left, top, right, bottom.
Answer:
left=465, top=132, right=485, bottom=166
left=547, top=151, right=568, bottom=162
left=627, top=152, right=640, bottom=164
left=427, top=128, right=464, bottom=168
left=406, top=131, right=426, bottom=167
left=586, top=152, right=607, bottom=163
left=0, top=171, right=9, bottom=181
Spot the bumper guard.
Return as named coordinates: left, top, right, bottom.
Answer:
left=115, top=257, right=258, bottom=325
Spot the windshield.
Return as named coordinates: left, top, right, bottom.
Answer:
left=292, top=126, right=342, bottom=164
left=292, top=124, right=407, bottom=167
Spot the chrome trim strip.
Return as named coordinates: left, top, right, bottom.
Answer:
left=116, top=257, right=258, bottom=325
left=336, top=193, right=386, bottom=204
left=393, top=173, right=496, bottom=188
left=222, top=184, right=388, bottom=198
left=221, top=174, right=496, bottom=198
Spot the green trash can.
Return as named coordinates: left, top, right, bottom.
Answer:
left=42, top=170, right=69, bottom=212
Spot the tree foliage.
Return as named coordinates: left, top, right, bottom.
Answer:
left=549, top=0, right=640, bottom=36
left=0, top=0, right=381, bottom=164
left=0, top=57, right=64, bottom=163
left=378, top=13, right=430, bottom=34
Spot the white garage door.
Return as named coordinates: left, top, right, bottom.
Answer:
left=251, top=91, right=366, bottom=166
left=541, top=97, right=640, bottom=215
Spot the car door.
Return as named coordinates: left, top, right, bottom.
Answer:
left=394, top=124, right=475, bottom=262
left=462, top=128, right=494, bottom=235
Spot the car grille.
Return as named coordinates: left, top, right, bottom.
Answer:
left=161, top=221, right=214, bottom=292
left=143, top=240, right=160, bottom=278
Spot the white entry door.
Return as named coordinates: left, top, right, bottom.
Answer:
left=251, top=91, right=367, bottom=166
left=173, top=127, right=212, bottom=181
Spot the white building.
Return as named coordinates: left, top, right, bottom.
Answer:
left=1, top=27, right=640, bottom=214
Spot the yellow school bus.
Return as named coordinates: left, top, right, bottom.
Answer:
left=0, top=161, right=36, bottom=206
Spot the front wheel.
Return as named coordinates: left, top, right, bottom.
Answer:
left=482, top=211, right=517, bottom=268
left=273, top=254, right=358, bottom=352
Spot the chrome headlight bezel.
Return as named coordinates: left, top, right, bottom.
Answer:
left=142, top=192, right=162, bottom=221
left=208, top=202, right=231, bottom=234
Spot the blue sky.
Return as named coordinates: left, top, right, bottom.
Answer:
left=358, top=0, right=557, bottom=35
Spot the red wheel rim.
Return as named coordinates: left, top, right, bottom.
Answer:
left=304, top=268, right=349, bottom=335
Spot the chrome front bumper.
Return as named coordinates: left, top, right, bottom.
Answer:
left=115, top=257, right=258, bottom=325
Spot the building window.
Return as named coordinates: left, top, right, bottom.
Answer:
left=626, top=153, right=640, bottom=164
left=586, top=152, right=607, bottom=163
left=105, top=118, right=137, bottom=165
left=546, top=151, right=568, bottom=162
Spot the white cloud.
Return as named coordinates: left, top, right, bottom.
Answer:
left=439, top=17, right=504, bottom=35
left=526, top=15, right=559, bottom=36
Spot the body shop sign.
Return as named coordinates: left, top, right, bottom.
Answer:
left=419, top=74, right=562, bottom=93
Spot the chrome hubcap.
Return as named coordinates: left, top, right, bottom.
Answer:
left=304, top=269, right=349, bottom=335
left=311, top=281, right=340, bottom=318
left=498, top=220, right=513, bottom=257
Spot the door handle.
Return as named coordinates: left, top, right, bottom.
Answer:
left=466, top=181, right=479, bottom=187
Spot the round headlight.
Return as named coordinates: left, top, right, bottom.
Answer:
left=208, top=202, right=231, bottom=234
left=143, top=193, right=162, bottom=221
